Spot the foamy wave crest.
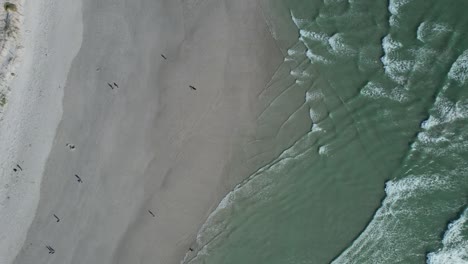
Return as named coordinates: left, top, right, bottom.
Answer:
left=360, top=81, right=409, bottom=103
left=291, top=9, right=361, bottom=68
left=421, top=94, right=468, bottom=130
left=332, top=175, right=452, bottom=264
left=298, top=26, right=355, bottom=58
left=427, top=208, right=468, bottom=264
left=290, top=11, right=309, bottom=29
left=448, top=50, right=468, bottom=85
left=304, top=49, right=330, bottom=64
left=305, top=90, right=323, bottom=102
left=388, top=0, right=409, bottom=15
left=299, top=29, right=329, bottom=44
left=416, top=87, right=468, bottom=153
left=380, top=34, right=414, bottom=85
left=293, top=12, right=333, bottom=64
left=416, top=22, right=452, bottom=44
left=328, top=33, right=355, bottom=55
left=388, top=0, right=410, bottom=26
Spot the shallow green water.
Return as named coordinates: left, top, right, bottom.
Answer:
left=184, top=0, right=468, bottom=263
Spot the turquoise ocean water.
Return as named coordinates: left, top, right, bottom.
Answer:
left=184, top=0, right=468, bottom=263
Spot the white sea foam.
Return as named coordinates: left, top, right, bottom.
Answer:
left=333, top=174, right=451, bottom=264
left=299, top=29, right=329, bottom=44
left=381, top=56, right=412, bottom=84
left=306, top=87, right=326, bottom=130
left=290, top=68, right=303, bottom=78
left=388, top=0, right=409, bottom=26
left=448, top=50, right=468, bottom=85
left=295, top=79, right=306, bottom=85
left=287, top=48, right=300, bottom=56
left=305, top=49, right=331, bottom=64
left=328, top=33, right=354, bottom=55
left=359, top=81, right=384, bottom=97
left=427, top=208, right=468, bottom=264
left=290, top=64, right=312, bottom=83
left=290, top=11, right=309, bottom=28
left=318, top=145, right=329, bottom=155
left=423, top=89, right=468, bottom=130
left=360, top=81, right=408, bottom=103
left=382, top=34, right=402, bottom=53
left=305, top=90, right=323, bottom=102
left=417, top=22, right=452, bottom=43
left=388, top=0, right=410, bottom=15
left=311, top=123, right=323, bottom=132
left=417, top=131, right=450, bottom=145
left=381, top=58, right=414, bottom=85
left=414, top=89, right=468, bottom=158
left=380, top=34, right=414, bottom=85
left=411, top=47, right=438, bottom=73
left=298, top=25, right=354, bottom=57
left=293, top=12, right=334, bottom=65
left=308, top=108, right=325, bottom=123
left=286, top=41, right=306, bottom=58
left=384, top=176, right=448, bottom=204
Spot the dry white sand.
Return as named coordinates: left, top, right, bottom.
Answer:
left=7, top=0, right=284, bottom=263
left=0, top=0, right=82, bottom=263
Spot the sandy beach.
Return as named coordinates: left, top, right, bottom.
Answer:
left=2, top=0, right=284, bottom=263
left=0, top=0, right=82, bottom=262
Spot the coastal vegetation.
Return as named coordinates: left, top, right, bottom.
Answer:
left=3, top=2, right=17, bottom=12
left=0, top=92, right=6, bottom=107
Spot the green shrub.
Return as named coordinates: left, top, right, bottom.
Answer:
left=4, top=3, right=17, bottom=12
left=0, top=94, right=6, bottom=107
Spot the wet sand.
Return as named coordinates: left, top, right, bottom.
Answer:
left=10, top=0, right=283, bottom=263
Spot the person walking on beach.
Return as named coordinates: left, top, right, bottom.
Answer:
left=46, top=245, right=55, bottom=254
left=66, top=143, right=75, bottom=150
left=75, top=174, right=83, bottom=183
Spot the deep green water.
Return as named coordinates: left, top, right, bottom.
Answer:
left=184, top=0, right=468, bottom=263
